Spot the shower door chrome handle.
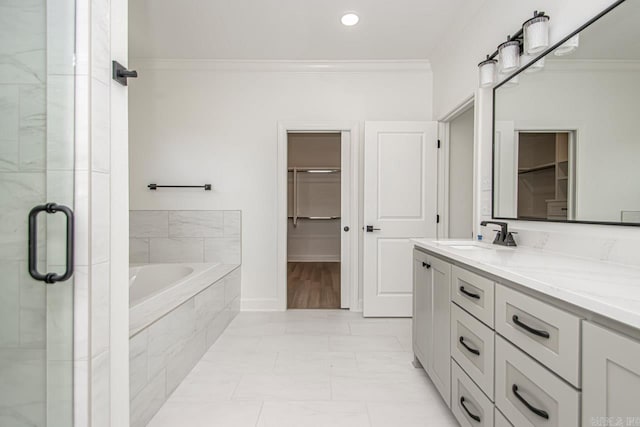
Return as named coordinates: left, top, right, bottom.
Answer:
left=28, top=203, right=75, bottom=283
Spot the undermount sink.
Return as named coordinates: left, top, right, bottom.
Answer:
left=434, top=240, right=493, bottom=250
left=449, top=245, right=489, bottom=250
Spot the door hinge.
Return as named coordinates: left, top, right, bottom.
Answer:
left=436, top=214, right=440, bottom=223
left=437, top=139, right=441, bottom=149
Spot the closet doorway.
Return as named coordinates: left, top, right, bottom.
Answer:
left=287, top=133, right=343, bottom=309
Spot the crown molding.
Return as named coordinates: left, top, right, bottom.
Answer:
left=128, top=58, right=432, bottom=72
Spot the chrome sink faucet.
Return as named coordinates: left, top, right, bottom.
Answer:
left=480, top=221, right=517, bottom=247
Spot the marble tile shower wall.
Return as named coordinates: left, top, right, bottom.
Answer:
left=73, top=0, right=116, bottom=425
left=0, top=1, right=49, bottom=425
left=129, top=211, right=242, bottom=265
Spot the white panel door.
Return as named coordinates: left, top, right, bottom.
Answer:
left=494, top=121, right=517, bottom=218
left=363, top=121, right=438, bottom=317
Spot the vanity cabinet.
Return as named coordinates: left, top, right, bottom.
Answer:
left=582, top=321, right=640, bottom=426
left=413, top=246, right=640, bottom=427
left=495, top=408, right=513, bottom=427
left=412, top=249, right=451, bottom=406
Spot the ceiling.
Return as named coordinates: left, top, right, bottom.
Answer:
left=129, top=0, right=472, bottom=60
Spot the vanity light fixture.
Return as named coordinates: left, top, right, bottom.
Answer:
left=554, top=34, right=580, bottom=56
left=478, top=57, right=498, bottom=88
left=498, top=40, right=521, bottom=73
left=476, top=10, right=550, bottom=88
left=523, top=13, right=550, bottom=55
left=341, top=13, right=359, bottom=26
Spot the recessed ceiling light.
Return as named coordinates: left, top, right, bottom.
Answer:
left=341, top=13, right=359, bottom=26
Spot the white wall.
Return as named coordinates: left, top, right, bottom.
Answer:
left=430, top=0, right=640, bottom=254
left=128, top=61, right=432, bottom=310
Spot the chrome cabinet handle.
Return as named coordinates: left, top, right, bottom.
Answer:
left=512, top=315, right=550, bottom=339
left=460, top=286, right=481, bottom=299
left=512, top=384, right=549, bottom=419
left=459, top=336, right=480, bottom=356
left=460, top=397, right=481, bottom=422
left=28, top=203, right=75, bottom=283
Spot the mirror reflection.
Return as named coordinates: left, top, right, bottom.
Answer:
left=493, top=0, right=640, bottom=224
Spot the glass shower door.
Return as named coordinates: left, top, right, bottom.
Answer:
left=0, top=0, right=76, bottom=426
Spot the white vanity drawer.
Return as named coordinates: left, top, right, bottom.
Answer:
left=494, top=408, right=513, bottom=427
left=451, top=266, right=495, bottom=328
left=451, top=303, right=495, bottom=398
left=452, top=360, right=494, bottom=427
left=495, top=336, right=580, bottom=427
left=495, top=284, right=581, bottom=387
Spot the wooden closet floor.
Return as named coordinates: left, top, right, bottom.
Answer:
left=287, top=262, right=340, bottom=309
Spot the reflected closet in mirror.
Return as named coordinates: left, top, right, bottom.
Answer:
left=493, top=0, right=640, bottom=226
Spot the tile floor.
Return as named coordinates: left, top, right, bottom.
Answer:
left=148, top=310, right=458, bottom=427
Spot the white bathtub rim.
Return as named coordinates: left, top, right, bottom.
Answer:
left=130, top=262, right=213, bottom=306
left=129, top=263, right=240, bottom=337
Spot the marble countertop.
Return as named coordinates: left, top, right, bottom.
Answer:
left=412, top=239, right=640, bottom=330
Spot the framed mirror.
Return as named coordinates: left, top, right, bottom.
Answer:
left=492, top=0, right=640, bottom=226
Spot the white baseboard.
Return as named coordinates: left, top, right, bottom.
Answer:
left=288, top=256, right=340, bottom=262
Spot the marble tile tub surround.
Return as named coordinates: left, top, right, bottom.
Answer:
left=130, top=210, right=241, bottom=264
left=130, top=267, right=241, bottom=427
left=147, top=310, right=458, bottom=427
left=130, top=263, right=240, bottom=337
left=413, top=238, right=640, bottom=330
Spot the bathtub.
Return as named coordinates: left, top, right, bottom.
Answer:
left=129, top=262, right=241, bottom=427
left=129, top=262, right=239, bottom=337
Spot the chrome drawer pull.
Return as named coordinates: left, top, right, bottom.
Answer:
left=460, top=397, right=481, bottom=422
left=512, top=315, right=550, bottom=339
left=459, top=336, right=480, bottom=356
left=512, top=384, right=549, bottom=420
left=460, top=286, right=480, bottom=299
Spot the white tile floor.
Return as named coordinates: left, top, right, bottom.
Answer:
left=148, top=310, right=458, bottom=427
